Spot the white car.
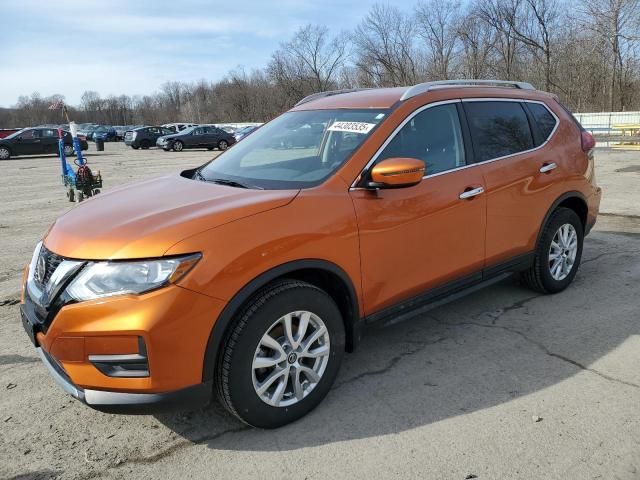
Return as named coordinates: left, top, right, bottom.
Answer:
left=161, top=123, right=198, bottom=133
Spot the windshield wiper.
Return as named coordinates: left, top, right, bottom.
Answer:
left=209, top=177, right=263, bottom=189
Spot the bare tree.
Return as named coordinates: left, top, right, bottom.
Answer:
left=353, top=4, right=423, bottom=86
left=415, top=0, right=461, bottom=79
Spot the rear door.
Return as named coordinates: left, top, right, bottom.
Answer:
left=191, top=127, right=205, bottom=147
left=40, top=128, right=59, bottom=154
left=463, top=99, right=561, bottom=266
left=350, top=101, right=487, bottom=316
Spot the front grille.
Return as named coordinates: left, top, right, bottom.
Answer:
left=35, top=247, right=64, bottom=288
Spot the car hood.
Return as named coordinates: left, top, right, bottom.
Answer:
left=44, top=173, right=299, bottom=260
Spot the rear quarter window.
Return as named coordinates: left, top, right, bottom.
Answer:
left=464, top=101, right=534, bottom=162
left=527, top=103, right=557, bottom=145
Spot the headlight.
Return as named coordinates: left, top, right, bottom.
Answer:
left=65, top=254, right=201, bottom=301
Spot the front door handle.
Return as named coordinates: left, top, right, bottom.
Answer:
left=539, top=162, right=557, bottom=173
left=459, top=186, right=484, bottom=200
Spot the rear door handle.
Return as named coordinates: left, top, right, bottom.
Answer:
left=539, top=162, right=557, bottom=173
left=459, top=186, right=484, bottom=200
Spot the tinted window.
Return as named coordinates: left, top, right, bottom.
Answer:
left=464, top=101, right=534, bottom=162
left=41, top=129, right=57, bottom=138
left=193, top=128, right=204, bottom=135
left=528, top=103, right=556, bottom=145
left=148, top=127, right=159, bottom=134
left=376, top=103, right=466, bottom=175
left=161, top=128, right=174, bottom=135
left=18, top=129, right=38, bottom=139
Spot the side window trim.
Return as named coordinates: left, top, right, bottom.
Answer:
left=460, top=98, right=559, bottom=161
left=350, top=97, right=560, bottom=189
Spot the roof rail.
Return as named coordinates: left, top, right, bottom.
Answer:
left=400, top=79, right=535, bottom=101
left=294, top=88, right=372, bottom=107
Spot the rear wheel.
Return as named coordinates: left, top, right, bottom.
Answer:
left=173, top=140, right=184, bottom=152
left=0, top=146, right=10, bottom=160
left=140, top=140, right=151, bottom=149
left=521, top=207, right=583, bottom=293
left=218, top=140, right=228, bottom=151
left=217, top=280, right=345, bottom=428
left=131, top=145, right=140, bottom=150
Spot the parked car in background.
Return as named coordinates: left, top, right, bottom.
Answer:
left=0, top=127, right=88, bottom=160
left=91, top=126, right=117, bottom=142
left=162, top=122, right=198, bottom=133
left=113, top=126, right=130, bottom=140
left=156, top=125, right=236, bottom=151
left=234, top=125, right=260, bottom=142
left=0, top=128, right=23, bottom=139
left=124, top=126, right=174, bottom=149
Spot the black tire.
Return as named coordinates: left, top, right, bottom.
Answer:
left=521, top=207, right=584, bottom=294
left=218, top=140, right=228, bottom=151
left=67, top=189, right=75, bottom=202
left=140, top=140, right=151, bottom=149
left=0, top=146, right=10, bottom=160
left=163, top=148, right=171, bottom=152
left=207, top=147, right=214, bottom=151
left=131, top=145, right=140, bottom=150
left=173, top=140, right=184, bottom=152
left=217, top=279, right=345, bottom=428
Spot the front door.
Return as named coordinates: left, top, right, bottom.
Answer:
left=15, top=129, right=43, bottom=155
left=350, top=101, right=487, bottom=316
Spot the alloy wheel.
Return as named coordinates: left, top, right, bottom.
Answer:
left=0, top=147, right=9, bottom=160
left=252, top=310, right=330, bottom=408
left=548, top=223, right=578, bottom=281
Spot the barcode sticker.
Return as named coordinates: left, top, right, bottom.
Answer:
left=327, top=121, right=377, bottom=134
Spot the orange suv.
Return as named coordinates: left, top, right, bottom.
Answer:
left=21, top=80, right=601, bottom=427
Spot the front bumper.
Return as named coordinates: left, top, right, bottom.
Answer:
left=21, top=269, right=226, bottom=412
left=37, top=346, right=212, bottom=413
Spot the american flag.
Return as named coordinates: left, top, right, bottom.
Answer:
left=48, top=99, right=65, bottom=110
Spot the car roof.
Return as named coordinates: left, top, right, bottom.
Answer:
left=290, top=80, right=554, bottom=111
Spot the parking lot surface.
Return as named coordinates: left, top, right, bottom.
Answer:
left=1, top=143, right=639, bottom=479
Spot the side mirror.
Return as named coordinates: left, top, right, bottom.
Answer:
left=368, top=157, right=425, bottom=189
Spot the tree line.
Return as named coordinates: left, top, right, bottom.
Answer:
left=2, top=0, right=639, bottom=128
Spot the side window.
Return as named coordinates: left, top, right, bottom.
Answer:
left=19, top=129, right=38, bottom=139
left=464, top=101, right=533, bottom=162
left=194, top=128, right=204, bottom=135
left=148, top=127, right=159, bottom=135
left=527, top=103, right=557, bottom=145
left=41, top=129, right=57, bottom=138
left=161, top=128, right=173, bottom=135
left=376, top=103, right=466, bottom=175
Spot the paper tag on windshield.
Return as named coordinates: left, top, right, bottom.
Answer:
left=328, top=121, right=376, bottom=134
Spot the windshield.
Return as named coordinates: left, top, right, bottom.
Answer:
left=4, top=128, right=28, bottom=140
left=198, top=109, right=387, bottom=189
left=179, top=126, right=196, bottom=135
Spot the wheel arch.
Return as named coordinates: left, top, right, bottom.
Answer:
left=536, top=191, right=588, bottom=246
left=202, top=259, right=362, bottom=383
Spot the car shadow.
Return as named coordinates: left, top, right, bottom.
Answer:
left=155, top=232, right=639, bottom=451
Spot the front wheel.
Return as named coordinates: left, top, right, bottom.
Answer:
left=217, top=280, right=345, bottom=428
left=131, top=145, right=139, bottom=150
left=218, top=140, right=228, bottom=151
left=521, top=207, right=584, bottom=293
left=173, top=140, right=184, bottom=152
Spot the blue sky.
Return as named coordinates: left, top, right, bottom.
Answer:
left=0, top=0, right=409, bottom=107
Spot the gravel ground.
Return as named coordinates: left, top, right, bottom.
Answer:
left=1, top=143, right=639, bottom=480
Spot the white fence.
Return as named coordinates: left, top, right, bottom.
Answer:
left=573, top=111, right=640, bottom=134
